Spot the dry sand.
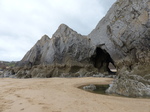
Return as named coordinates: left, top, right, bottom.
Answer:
left=0, top=77, right=150, bottom=112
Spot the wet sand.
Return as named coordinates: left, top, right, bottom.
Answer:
left=0, top=77, right=150, bottom=112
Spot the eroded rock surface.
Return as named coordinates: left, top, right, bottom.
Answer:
left=89, top=0, right=150, bottom=62
left=88, top=0, right=150, bottom=97
left=7, top=24, right=115, bottom=78
left=18, top=24, right=93, bottom=66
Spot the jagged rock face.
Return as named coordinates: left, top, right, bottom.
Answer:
left=88, top=0, right=150, bottom=97
left=89, top=0, right=150, bottom=62
left=18, top=35, right=51, bottom=66
left=14, top=23, right=116, bottom=78
left=15, top=24, right=113, bottom=78
left=18, top=24, right=93, bottom=66
left=50, top=24, right=93, bottom=64
left=15, top=24, right=96, bottom=78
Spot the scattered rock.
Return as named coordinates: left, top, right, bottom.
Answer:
left=93, top=73, right=105, bottom=77
left=83, top=84, right=96, bottom=91
left=106, top=73, right=150, bottom=97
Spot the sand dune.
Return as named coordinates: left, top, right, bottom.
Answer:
left=0, top=77, right=150, bottom=112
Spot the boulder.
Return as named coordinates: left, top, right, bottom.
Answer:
left=83, top=84, right=97, bottom=91
left=106, top=73, right=150, bottom=97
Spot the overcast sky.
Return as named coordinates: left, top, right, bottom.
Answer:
left=0, top=0, right=116, bottom=61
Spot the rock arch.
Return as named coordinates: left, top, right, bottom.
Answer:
left=90, top=47, right=116, bottom=74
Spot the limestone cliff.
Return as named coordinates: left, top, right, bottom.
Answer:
left=12, top=23, right=115, bottom=78
left=89, top=0, right=150, bottom=62
left=18, top=24, right=92, bottom=66
left=88, top=0, right=150, bottom=97
left=4, top=0, right=150, bottom=97
left=14, top=24, right=94, bottom=78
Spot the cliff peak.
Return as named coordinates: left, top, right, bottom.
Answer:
left=52, top=24, right=78, bottom=38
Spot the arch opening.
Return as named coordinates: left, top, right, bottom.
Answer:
left=90, top=47, right=116, bottom=74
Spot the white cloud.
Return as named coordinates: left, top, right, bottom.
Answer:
left=0, top=0, right=116, bottom=61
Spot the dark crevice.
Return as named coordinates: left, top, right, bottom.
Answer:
left=90, top=47, right=116, bottom=74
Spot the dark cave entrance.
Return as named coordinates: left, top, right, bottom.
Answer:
left=90, top=47, right=116, bottom=74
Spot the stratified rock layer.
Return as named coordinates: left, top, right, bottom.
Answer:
left=89, top=0, right=150, bottom=62
left=14, top=24, right=95, bottom=78
left=18, top=24, right=93, bottom=67
left=88, top=0, right=150, bottom=97
left=12, top=24, right=115, bottom=78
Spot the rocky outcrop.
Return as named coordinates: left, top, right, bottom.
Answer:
left=18, top=24, right=92, bottom=66
left=3, top=0, right=150, bottom=97
left=88, top=0, right=150, bottom=62
left=14, top=24, right=93, bottom=78
left=88, top=0, right=150, bottom=97
left=10, top=24, right=115, bottom=78
left=106, top=73, right=150, bottom=97
left=83, top=84, right=97, bottom=91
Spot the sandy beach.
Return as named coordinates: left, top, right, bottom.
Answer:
left=0, top=77, right=150, bottom=112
